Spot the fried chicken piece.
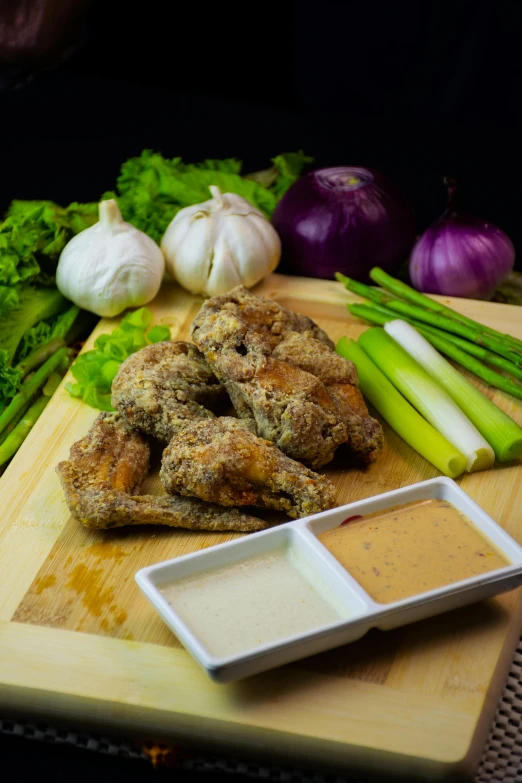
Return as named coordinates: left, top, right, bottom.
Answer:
left=191, top=285, right=334, bottom=361
left=111, top=341, right=226, bottom=441
left=160, top=417, right=337, bottom=519
left=273, top=332, right=384, bottom=463
left=219, top=355, right=349, bottom=468
left=191, top=285, right=383, bottom=467
left=190, top=286, right=349, bottom=467
left=56, top=412, right=270, bottom=533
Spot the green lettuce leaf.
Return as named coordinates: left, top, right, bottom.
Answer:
left=103, top=149, right=312, bottom=243
left=0, top=287, right=69, bottom=403
left=0, top=201, right=98, bottom=290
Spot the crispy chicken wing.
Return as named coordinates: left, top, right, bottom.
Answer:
left=160, top=417, right=337, bottom=518
left=190, top=285, right=334, bottom=357
left=56, top=412, right=270, bottom=532
left=272, top=332, right=383, bottom=463
left=111, top=341, right=226, bottom=441
left=191, top=286, right=383, bottom=467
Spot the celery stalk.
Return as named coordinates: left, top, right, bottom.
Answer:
left=357, top=328, right=494, bottom=472
left=337, top=337, right=466, bottom=478
left=383, top=320, right=522, bottom=463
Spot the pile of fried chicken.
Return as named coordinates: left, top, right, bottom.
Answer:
left=56, top=286, right=384, bottom=533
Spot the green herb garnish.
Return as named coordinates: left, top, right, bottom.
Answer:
left=66, top=307, right=171, bottom=411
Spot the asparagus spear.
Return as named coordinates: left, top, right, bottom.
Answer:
left=0, top=393, right=51, bottom=466
left=0, top=371, right=63, bottom=465
left=348, top=302, right=395, bottom=326
left=347, top=303, right=522, bottom=399
left=413, top=328, right=522, bottom=400
left=13, top=305, right=94, bottom=379
left=369, top=267, right=522, bottom=354
left=0, top=370, right=67, bottom=464
left=0, top=397, right=34, bottom=447
left=417, top=323, right=522, bottom=382
left=0, top=346, right=71, bottom=436
left=338, top=274, right=522, bottom=365
left=335, top=273, right=397, bottom=306
left=348, top=300, right=522, bottom=381
left=15, top=337, right=65, bottom=378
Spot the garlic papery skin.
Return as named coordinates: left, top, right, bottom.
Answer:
left=56, top=199, right=165, bottom=317
left=160, top=186, right=281, bottom=297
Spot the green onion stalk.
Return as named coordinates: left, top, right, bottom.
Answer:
left=383, top=319, right=522, bottom=463
left=336, top=273, right=522, bottom=365
left=346, top=303, right=522, bottom=400
left=357, top=328, right=494, bottom=472
left=336, top=337, right=467, bottom=478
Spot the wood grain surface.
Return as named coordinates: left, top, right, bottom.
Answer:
left=1, top=273, right=522, bottom=782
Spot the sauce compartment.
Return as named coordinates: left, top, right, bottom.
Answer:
left=305, top=477, right=522, bottom=631
left=136, top=525, right=370, bottom=683
left=136, top=478, right=522, bottom=682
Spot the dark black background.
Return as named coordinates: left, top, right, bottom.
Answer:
left=0, top=1, right=520, bottom=781
left=1, top=0, right=521, bottom=265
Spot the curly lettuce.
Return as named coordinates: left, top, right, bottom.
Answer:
left=103, top=150, right=313, bottom=243
left=0, top=200, right=98, bottom=290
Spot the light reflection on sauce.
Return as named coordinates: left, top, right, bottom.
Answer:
left=317, top=499, right=509, bottom=604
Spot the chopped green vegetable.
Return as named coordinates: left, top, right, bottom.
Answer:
left=67, top=307, right=171, bottom=411
left=120, top=306, right=153, bottom=330
left=337, top=337, right=466, bottom=478
left=383, top=320, right=522, bottom=463
left=146, top=325, right=171, bottom=343
left=358, top=327, right=494, bottom=472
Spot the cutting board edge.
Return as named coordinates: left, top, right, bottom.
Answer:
left=0, top=621, right=481, bottom=783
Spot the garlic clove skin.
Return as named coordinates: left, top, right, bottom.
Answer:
left=161, top=186, right=281, bottom=298
left=56, top=199, right=165, bottom=318
left=162, top=210, right=215, bottom=295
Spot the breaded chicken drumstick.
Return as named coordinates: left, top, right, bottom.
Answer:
left=56, top=412, right=270, bottom=532
left=111, top=341, right=226, bottom=442
left=160, top=417, right=337, bottom=518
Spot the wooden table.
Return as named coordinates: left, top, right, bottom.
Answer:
left=1, top=273, right=522, bottom=782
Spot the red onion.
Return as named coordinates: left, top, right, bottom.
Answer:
left=409, top=179, right=516, bottom=300
left=271, top=166, right=416, bottom=281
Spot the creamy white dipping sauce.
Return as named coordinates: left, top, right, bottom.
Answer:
left=160, top=546, right=345, bottom=658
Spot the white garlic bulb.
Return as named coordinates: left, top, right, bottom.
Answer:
left=56, top=199, right=165, bottom=317
left=161, top=186, right=281, bottom=298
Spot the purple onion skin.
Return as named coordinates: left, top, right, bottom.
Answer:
left=409, top=210, right=516, bottom=300
left=271, top=166, right=417, bottom=281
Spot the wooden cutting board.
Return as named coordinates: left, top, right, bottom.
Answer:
left=1, top=273, right=522, bottom=782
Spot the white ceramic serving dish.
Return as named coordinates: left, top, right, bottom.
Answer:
left=135, top=477, right=522, bottom=683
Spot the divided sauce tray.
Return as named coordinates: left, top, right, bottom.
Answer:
left=136, top=477, right=522, bottom=683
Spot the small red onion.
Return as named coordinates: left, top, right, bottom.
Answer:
left=409, top=179, right=515, bottom=300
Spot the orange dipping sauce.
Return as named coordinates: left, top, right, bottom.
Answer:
left=317, top=499, right=509, bottom=604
